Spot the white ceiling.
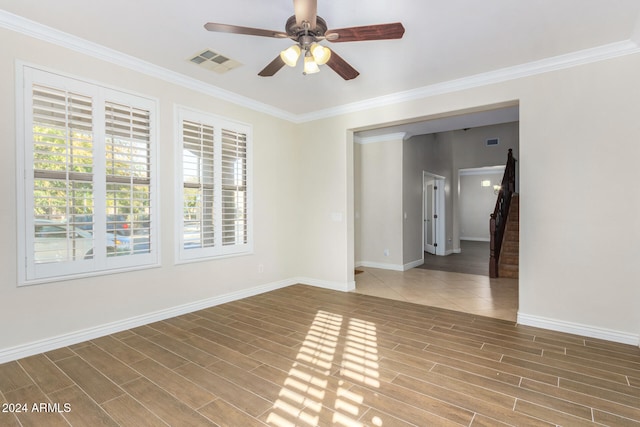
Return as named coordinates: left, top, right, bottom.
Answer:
left=2, top=0, right=640, bottom=130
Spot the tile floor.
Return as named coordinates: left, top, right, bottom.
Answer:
left=353, top=266, right=519, bottom=321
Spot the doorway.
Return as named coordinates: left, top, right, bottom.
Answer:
left=423, top=172, right=445, bottom=256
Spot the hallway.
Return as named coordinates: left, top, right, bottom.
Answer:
left=418, top=240, right=491, bottom=276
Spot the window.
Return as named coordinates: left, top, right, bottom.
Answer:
left=18, top=66, right=158, bottom=284
left=176, top=107, right=252, bottom=261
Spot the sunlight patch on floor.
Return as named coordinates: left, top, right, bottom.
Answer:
left=267, top=310, right=381, bottom=427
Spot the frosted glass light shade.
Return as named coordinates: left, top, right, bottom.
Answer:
left=280, top=45, right=301, bottom=67
left=310, top=43, right=331, bottom=65
left=303, top=55, right=320, bottom=74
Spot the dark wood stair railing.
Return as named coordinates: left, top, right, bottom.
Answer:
left=490, top=149, right=517, bottom=278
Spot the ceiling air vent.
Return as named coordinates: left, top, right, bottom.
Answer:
left=188, top=49, right=242, bottom=74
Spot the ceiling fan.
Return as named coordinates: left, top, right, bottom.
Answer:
left=204, top=0, right=405, bottom=80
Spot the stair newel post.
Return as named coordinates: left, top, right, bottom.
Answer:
left=506, top=148, right=516, bottom=194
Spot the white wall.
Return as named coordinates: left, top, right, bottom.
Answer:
left=516, top=58, right=640, bottom=343
left=402, top=135, right=434, bottom=266
left=354, top=133, right=434, bottom=270
left=354, top=136, right=404, bottom=269
left=422, top=134, right=456, bottom=253
left=459, top=170, right=504, bottom=241
left=289, top=121, right=355, bottom=288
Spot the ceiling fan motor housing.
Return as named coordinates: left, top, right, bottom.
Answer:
left=285, top=15, right=328, bottom=48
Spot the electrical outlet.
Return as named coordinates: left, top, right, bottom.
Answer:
left=258, top=264, right=264, bottom=273
left=384, top=249, right=389, bottom=256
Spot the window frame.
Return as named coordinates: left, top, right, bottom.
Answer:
left=16, top=63, right=160, bottom=285
left=175, top=105, right=253, bottom=263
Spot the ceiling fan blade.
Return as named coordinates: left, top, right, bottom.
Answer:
left=326, top=22, right=405, bottom=42
left=326, top=49, right=360, bottom=80
left=258, top=55, right=286, bottom=77
left=293, top=0, right=317, bottom=29
left=204, top=22, right=288, bottom=38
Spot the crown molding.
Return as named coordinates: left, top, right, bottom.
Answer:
left=0, top=10, right=298, bottom=123
left=298, top=39, right=640, bottom=123
left=3, top=9, right=640, bottom=125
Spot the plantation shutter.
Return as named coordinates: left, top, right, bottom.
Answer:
left=21, top=66, right=158, bottom=284
left=105, top=102, right=152, bottom=255
left=182, top=120, right=215, bottom=249
left=31, top=84, right=95, bottom=263
left=176, top=108, right=251, bottom=261
left=221, top=129, right=248, bottom=247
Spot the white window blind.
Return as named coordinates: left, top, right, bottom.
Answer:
left=32, top=85, right=95, bottom=264
left=182, top=120, right=215, bottom=249
left=19, top=66, right=158, bottom=284
left=177, top=108, right=252, bottom=261
left=221, top=129, right=248, bottom=247
left=105, top=102, right=153, bottom=256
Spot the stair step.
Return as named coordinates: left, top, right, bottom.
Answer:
left=499, top=263, right=519, bottom=271
left=499, top=269, right=519, bottom=279
left=493, top=193, right=519, bottom=279
left=502, top=241, right=519, bottom=251
left=500, top=254, right=519, bottom=265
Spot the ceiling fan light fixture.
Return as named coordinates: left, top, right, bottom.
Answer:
left=310, top=43, right=331, bottom=65
left=280, top=45, right=301, bottom=67
left=303, top=54, right=320, bottom=74
left=204, top=3, right=404, bottom=80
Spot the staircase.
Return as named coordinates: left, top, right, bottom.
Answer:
left=489, top=149, right=518, bottom=278
left=498, top=194, right=519, bottom=278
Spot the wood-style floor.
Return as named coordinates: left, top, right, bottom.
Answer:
left=417, top=241, right=491, bottom=276
left=1, top=285, right=639, bottom=426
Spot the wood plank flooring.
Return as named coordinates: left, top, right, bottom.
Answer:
left=1, top=285, right=639, bottom=426
left=417, top=241, right=491, bottom=276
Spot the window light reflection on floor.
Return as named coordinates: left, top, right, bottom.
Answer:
left=266, top=310, right=380, bottom=427
left=338, top=318, right=380, bottom=388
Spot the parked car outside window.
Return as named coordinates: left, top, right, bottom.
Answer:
left=34, top=220, right=117, bottom=263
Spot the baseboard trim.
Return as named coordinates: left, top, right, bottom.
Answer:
left=0, top=276, right=363, bottom=363
left=355, top=259, right=425, bottom=272
left=6, top=285, right=638, bottom=364
left=356, top=261, right=404, bottom=271
left=404, top=259, right=424, bottom=271
left=294, top=277, right=355, bottom=292
left=517, top=312, right=640, bottom=346
left=0, top=278, right=296, bottom=364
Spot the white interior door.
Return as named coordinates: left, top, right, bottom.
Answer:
left=424, top=180, right=438, bottom=254
left=424, top=175, right=445, bottom=256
